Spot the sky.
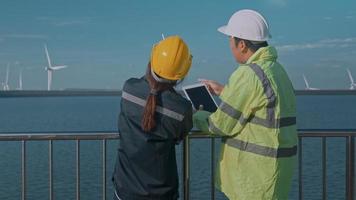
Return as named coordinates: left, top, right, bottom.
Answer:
left=0, top=0, right=355, bottom=90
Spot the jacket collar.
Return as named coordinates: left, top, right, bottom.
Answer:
left=245, top=46, right=278, bottom=64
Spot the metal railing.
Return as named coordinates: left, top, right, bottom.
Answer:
left=0, top=132, right=119, bottom=200
left=0, top=89, right=355, bottom=199
left=297, top=130, right=355, bottom=200
left=0, top=130, right=354, bottom=200
left=184, top=130, right=355, bottom=200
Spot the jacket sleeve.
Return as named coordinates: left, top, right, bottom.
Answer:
left=178, top=106, right=193, bottom=141
left=208, top=65, right=263, bottom=137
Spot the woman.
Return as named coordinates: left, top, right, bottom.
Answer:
left=112, top=36, right=193, bottom=200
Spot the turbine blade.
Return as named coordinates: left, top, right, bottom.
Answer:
left=347, top=69, right=355, bottom=84
left=44, top=44, right=52, bottom=68
left=51, top=65, right=67, bottom=70
left=302, top=74, right=310, bottom=89
left=6, top=63, right=10, bottom=84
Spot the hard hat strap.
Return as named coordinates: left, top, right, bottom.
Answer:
left=150, top=68, right=177, bottom=84
left=150, top=89, right=158, bottom=95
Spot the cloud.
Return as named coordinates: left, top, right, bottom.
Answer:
left=194, top=59, right=208, bottom=64
left=35, top=16, right=52, bottom=21
left=330, top=64, right=342, bottom=68
left=36, top=16, right=91, bottom=27
left=276, top=37, right=356, bottom=52
left=0, top=34, right=48, bottom=41
left=54, top=19, right=91, bottom=27
left=267, top=0, right=288, bottom=7
left=323, top=16, right=333, bottom=20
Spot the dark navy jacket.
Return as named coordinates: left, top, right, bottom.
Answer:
left=112, top=77, right=193, bottom=200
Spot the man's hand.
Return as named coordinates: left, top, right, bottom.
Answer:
left=198, top=79, right=224, bottom=96
left=193, top=109, right=211, bottom=133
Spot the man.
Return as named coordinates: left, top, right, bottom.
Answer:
left=194, top=9, right=297, bottom=200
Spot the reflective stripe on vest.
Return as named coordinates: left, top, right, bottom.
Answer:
left=248, top=63, right=296, bottom=128
left=209, top=121, right=297, bottom=158
left=122, top=91, right=184, bottom=121
left=219, top=101, right=296, bottom=128
left=225, top=138, right=297, bottom=158
left=249, top=63, right=276, bottom=123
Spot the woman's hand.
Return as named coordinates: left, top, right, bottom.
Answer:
left=199, top=79, right=224, bottom=96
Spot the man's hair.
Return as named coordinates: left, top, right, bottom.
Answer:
left=234, top=37, right=268, bottom=52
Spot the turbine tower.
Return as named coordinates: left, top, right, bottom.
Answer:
left=346, top=68, right=356, bottom=90
left=17, top=69, right=23, bottom=90
left=3, top=63, right=10, bottom=91
left=302, top=74, right=319, bottom=90
left=44, top=44, right=67, bottom=91
left=0, top=71, right=3, bottom=91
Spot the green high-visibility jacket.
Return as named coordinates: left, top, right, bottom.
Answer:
left=209, top=46, right=297, bottom=200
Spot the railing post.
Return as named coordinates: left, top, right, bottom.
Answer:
left=183, top=136, right=190, bottom=200
left=322, top=137, right=327, bottom=200
left=346, top=136, right=355, bottom=200
left=298, top=137, right=303, bottom=200
left=76, top=140, right=80, bottom=200
left=49, top=140, right=53, bottom=200
left=21, top=140, right=26, bottom=200
left=102, top=139, right=107, bottom=200
left=211, top=137, right=215, bottom=200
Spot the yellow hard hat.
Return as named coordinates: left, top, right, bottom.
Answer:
left=151, top=36, right=192, bottom=81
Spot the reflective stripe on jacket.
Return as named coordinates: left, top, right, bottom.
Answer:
left=209, top=46, right=297, bottom=200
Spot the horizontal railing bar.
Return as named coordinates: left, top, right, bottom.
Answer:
left=298, top=132, right=356, bottom=137
left=1, top=89, right=356, bottom=98
left=298, top=129, right=356, bottom=132
left=295, top=90, right=356, bottom=95
left=0, top=130, right=120, bottom=134
left=299, top=133, right=356, bottom=137
left=0, top=133, right=120, bottom=141
left=0, top=90, right=122, bottom=97
left=0, top=130, right=355, bottom=141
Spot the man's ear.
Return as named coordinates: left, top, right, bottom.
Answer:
left=240, top=40, right=249, bottom=53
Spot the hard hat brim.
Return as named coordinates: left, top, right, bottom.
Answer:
left=217, top=24, right=272, bottom=41
left=217, top=25, right=228, bottom=36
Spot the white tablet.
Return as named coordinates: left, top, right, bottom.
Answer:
left=182, top=83, right=218, bottom=112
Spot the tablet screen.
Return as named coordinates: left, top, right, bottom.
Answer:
left=183, top=84, right=217, bottom=112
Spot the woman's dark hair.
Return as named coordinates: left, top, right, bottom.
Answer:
left=234, top=37, right=268, bottom=52
left=142, top=63, right=176, bottom=132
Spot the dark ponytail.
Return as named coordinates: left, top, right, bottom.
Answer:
left=142, top=63, right=176, bottom=132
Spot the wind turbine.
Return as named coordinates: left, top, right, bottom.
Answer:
left=44, top=44, right=67, bottom=91
left=17, top=69, right=23, bottom=90
left=3, top=63, right=10, bottom=91
left=346, top=68, right=356, bottom=90
left=0, top=72, right=3, bottom=91
left=302, top=74, right=319, bottom=90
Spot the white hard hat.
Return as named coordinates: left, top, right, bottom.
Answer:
left=218, top=9, right=271, bottom=42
